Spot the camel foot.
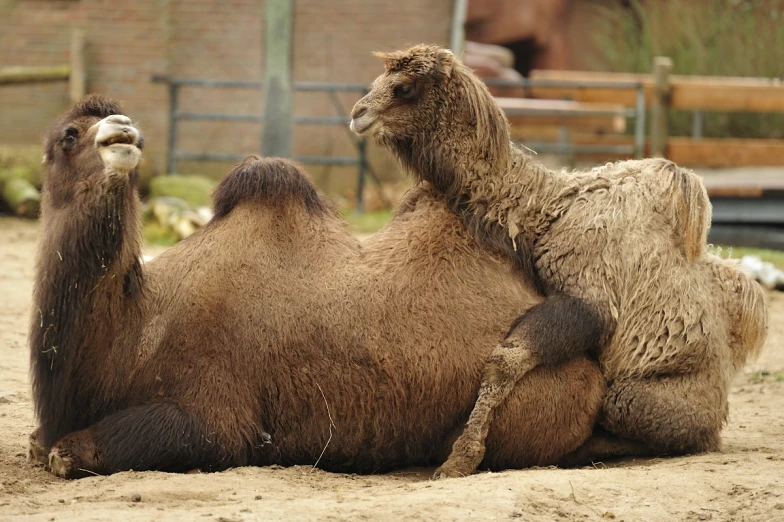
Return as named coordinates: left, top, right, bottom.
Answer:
left=28, top=431, right=48, bottom=467
left=433, top=440, right=485, bottom=480
left=48, top=448, right=73, bottom=479
left=433, top=462, right=473, bottom=480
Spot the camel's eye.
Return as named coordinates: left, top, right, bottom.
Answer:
left=61, top=127, right=79, bottom=151
left=394, top=83, right=414, bottom=99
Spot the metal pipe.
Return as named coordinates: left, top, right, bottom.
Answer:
left=450, top=0, right=468, bottom=55
left=167, top=83, right=179, bottom=174
left=634, top=85, right=646, bottom=159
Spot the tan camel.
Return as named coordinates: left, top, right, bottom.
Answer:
left=350, top=44, right=768, bottom=478
left=29, top=94, right=606, bottom=478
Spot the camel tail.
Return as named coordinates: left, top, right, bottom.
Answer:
left=660, top=161, right=712, bottom=263
left=732, top=267, right=768, bottom=365
left=710, top=254, right=768, bottom=371
left=212, top=156, right=328, bottom=219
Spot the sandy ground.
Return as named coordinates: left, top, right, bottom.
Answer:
left=0, top=217, right=782, bottom=522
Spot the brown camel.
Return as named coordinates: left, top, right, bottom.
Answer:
left=350, top=45, right=768, bottom=478
left=29, top=94, right=607, bottom=478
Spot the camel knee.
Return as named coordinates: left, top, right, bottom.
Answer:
left=500, top=294, right=604, bottom=370
left=601, top=378, right=724, bottom=455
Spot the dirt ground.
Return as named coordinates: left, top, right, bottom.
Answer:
left=1, top=217, right=782, bottom=522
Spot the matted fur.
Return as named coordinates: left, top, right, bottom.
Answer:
left=29, top=96, right=606, bottom=477
left=353, top=44, right=768, bottom=456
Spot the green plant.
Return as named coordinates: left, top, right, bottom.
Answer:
left=342, top=209, right=394, bottom=234
left=715, top=245, right=784, bottom=270
left=591, top=0, right=784, bottom=139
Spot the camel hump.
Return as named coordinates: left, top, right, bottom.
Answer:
left=657, top=160, right=711, bottom=263
left=212, top=156, right=328, bottom=219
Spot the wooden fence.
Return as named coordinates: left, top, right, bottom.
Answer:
left=520, top=58, right=784, bottom=168
left=0, top=30, right=86, bottom=103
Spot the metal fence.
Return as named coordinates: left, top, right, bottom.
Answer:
left=483, top=77, right=647, bottom=159
left=151, top=75, right=374, bottom=211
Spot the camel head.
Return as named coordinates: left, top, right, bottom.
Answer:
left=43, top=94, right=143, bottom=204
left=350, top=44, right=455, bottom=140
left=350, top=44, right=510, bottom=194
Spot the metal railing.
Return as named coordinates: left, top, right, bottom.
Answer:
left=483, top=77, right=647, bottom=159
left=151, top=75, right=378, bottom=212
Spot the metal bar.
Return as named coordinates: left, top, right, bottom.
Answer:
left=634, top=85, right=646, bottom=159
left=174, top=113, right=351, bottom=126
left=692, top=110, right=704, bottom=139
left=175, top=152, right=249, bottom=162
left=484, top=77, right=643, bottom=90
left=151, top=75, right=369, bottom=92
left=296, top=156, right=361, bottom=166
left=710, top=197, right=784, bottom=224
left=167, top=83, right=179, bottom=174
left=505, top=107, right=631, bottom=118
left=294, top=116, right=350, bottom=126
left=176, top=112, right=263, bottom=122
left=708, top=224, right=784, bottom=250
left=294, top=81, right=368, bottom=92
left=356, top=137, right=367, bottom=214
left=524, top=142, right=637, bottom=155
left=157, top=77, right=264, bottom=89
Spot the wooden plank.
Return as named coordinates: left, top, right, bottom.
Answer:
left=528, top=69, right=784, bottom=112
left=670, top=78, right=784, bottom=112
left=515, top=134, right=784, bottom=170
left=499, top=98, right=627, bottom=133
left=529, top=69, right=650, bottom=107
left=69, top=30, right=86, bottom=103
left=650, top=57, right=672, bottom=157
left=509, top=119, right=625, bottom=138
left=667, top=138, right=784, bottom=168
left=261, top=0, right=294, bottom=158
left=0, top=65, right=70, bottom=85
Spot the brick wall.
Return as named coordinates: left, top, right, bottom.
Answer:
left=0, top=0, right=452, bottom=195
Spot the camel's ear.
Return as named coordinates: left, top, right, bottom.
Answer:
left=435, top=48, right=454, bottom=78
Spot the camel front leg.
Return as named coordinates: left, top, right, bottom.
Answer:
left=46, top=401, right=224, bottom=478
left=434, top=294, right=604, bottom=479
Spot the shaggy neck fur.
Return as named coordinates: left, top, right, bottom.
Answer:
left=385, top=62, right=574, bottom=286
left=31, top=172, right=144, bottom=448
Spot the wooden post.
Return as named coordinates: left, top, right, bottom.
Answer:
left=69, top=30, right=86, bottom=103
left=650, top=56, right=672, bottom=158
left=261, top=0, right=294, bottom=158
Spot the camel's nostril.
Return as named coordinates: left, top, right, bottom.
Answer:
left=352, top=106, right=367, bottom=120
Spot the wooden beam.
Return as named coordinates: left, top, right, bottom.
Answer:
left=69, top=30, right=86, bottom=103
left=667, top=138, right=784, bottom=168
left=261, top=0, right=294, bottom=158
left=499, top=98, right=627, bottom=134
left=0, top=65, right=70, bottom=85
left=528, top=69, right=784, bottom=112
left=650, top=57, right=672, bottom=158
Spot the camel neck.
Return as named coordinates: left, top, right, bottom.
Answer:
left=450, top=145, right=572, bottom=244
left=31, top=177, right=143, bottom=447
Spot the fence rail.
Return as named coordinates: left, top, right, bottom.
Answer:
left=499, top=61, right=784, bottom=168
left=484, top=76, right=646, bottom=160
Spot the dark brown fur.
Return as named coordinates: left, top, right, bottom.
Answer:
left=31, top=95, right=607, bottom=478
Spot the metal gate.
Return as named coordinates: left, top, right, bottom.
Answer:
left=151, top=75, right=379, bottom=212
